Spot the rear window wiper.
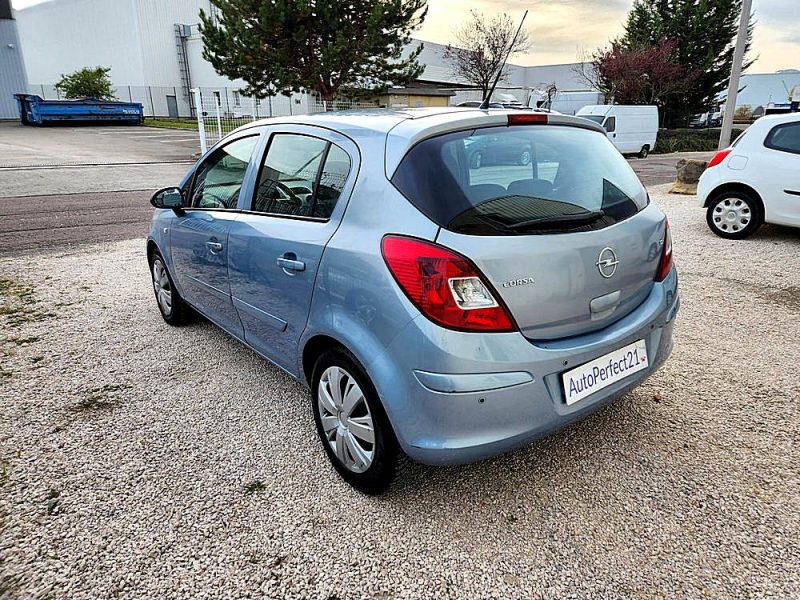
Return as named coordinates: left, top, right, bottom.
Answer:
left=507, top=210, right=605, bottom=231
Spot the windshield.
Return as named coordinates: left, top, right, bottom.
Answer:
left=391, top=124, right=648, bottom=235
left=580, top=115, right=606, bottom=125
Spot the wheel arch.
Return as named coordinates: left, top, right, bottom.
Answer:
left=705, top=182, right=765, bottom=219
left=301, top=334, right=347, bottom=385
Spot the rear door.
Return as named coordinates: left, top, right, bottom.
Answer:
left=227, top=125, right=358, bottom=374
left=170, top=133, right=260, bottom=337
left=759, top=120, right=800, bottom=226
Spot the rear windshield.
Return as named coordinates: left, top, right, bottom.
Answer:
left=391, top=124, right=648, bottom=235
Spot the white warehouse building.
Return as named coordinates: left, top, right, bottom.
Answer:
left=11, top=0, right=596, bottom=119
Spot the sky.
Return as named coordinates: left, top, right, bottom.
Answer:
left=10, top=0, right=798, bottom=73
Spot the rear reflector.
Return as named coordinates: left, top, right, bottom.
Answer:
left=707, top=148, right=731, bottom=168
left=507, top=112, right=548, bottom=125
left=655, top=218, right=673, bottom=282
left=381, top=235, right=516, bottom=332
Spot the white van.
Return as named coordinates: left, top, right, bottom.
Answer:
left=576, top=105, right=659, bottom=157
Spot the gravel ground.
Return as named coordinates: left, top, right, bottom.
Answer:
left=1, top=185, right=798, bottom=599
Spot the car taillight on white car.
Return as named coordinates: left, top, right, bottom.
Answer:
left=706, top=148, right=731, bottom=168
left=655, top=218, right=673, bottom=282
left=381, top=235, right=516, bottom=332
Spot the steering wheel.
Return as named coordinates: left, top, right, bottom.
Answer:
left=274, top=181, right=303, bottom=206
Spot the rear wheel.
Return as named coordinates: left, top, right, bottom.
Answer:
left=706, top=192, right=761, bottom=239
left=638, top=145, right=650, bottom=159
left=149, top=251, right=192, bottom=325
left=518, top=149, right=531, bottom=165
left=311, top=348, right=400, bottom=495
left=470, top=151, right=482, bottom=169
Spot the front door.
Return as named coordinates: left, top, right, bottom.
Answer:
left=760, top=120, right=800, bottom=227
left=171, top=134, right=260, bottom=337
left=227, top=127, right=357, bottom=374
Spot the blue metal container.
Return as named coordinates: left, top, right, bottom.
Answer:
left=14, top=94, right=144, bottom=125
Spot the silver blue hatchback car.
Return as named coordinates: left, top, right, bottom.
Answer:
left=147, top=108, right=679, bottom=493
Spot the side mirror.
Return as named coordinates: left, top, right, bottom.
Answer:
left=150, top=187, right=185, bottom=214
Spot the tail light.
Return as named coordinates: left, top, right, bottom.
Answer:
left=381, top=235, right=516, bottom=332
left=706, top=148, right=731, bottom=168
left=507, top=112, right=547, bottom=125
left=655, top=218, right=673, bottom=282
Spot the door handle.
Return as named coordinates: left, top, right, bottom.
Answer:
left=277, top=253, right=305, bottom=272
left=206, top=241, right=223, bottom=254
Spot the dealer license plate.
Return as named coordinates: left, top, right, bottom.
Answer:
left=562, top=340, right=649, bottom=406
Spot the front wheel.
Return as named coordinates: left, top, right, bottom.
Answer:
left=311, top=348, right=400, bottom=495
left=706, top=192, right=761, bottom=239
left=149, top=251, right=193, bottom=325
left=470, top=151, right=482, bottom=169
left=518, top=149, right=531, bottom=165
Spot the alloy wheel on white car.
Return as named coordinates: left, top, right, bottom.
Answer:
left=706, top=192, right=760, bottom=239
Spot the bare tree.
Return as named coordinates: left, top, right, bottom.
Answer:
left=442, top=11, right=532, bottom=97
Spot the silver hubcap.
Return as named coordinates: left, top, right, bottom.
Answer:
left=317, top=366, right=375, bottom=473
left=152, top=259, right=173, bottom=315
left=712, top=197, right=752, bottom=233
left=520, top=150, right=531, bottom=165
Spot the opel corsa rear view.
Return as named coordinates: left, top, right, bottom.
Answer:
left=147, top=108, right=679, bottom=494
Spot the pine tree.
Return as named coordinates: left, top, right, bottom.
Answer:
left=619, top=0, right=752, bottom=126
left=199, top=0, right=428, bottom=103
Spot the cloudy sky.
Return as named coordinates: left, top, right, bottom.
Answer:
left=11, top=0, right=798, bottom=73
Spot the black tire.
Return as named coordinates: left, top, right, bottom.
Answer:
left=706, top=191, right=762, bottom=239
left=638, top=145, right=650, bottom=159
left=518, top=148, right=532, bottom=166
left=149, top=250, right=193, bottom=325
left=311, top=348, right=400, bottom=495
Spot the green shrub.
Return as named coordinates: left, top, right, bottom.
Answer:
left=653, top=128, right=744, bottom=154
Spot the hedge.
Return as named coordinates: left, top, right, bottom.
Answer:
left=653, top=128, right=745, bottom=154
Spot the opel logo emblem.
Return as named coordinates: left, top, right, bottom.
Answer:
left=596, top=247, right=619, bottom=278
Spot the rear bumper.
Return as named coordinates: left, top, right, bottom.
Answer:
left=368, top=269, right=679, bottom=465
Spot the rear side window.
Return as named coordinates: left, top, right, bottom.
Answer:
left=391, top=125, right=648, bottom=235
left=252, top=134, right=351, bottom=219
left=765, top=122, right=800, bottom=154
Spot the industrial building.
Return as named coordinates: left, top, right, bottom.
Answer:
left=8, top=0, right=594, bottom=119
left=5, top=0, right=796, bottom=121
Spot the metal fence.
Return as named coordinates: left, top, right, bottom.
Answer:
left=193, top=90, right=383, bottom=152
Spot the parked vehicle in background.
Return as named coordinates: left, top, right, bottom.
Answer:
left=689, top=112, right=710, bottom=128
left=465, top=134, right=532, bottom=168
left=147, top=107, right=678, bottom=494
left=457, top=100, right=504, bottom=108
left=576, top=105, right=658, bottom=158
left=698, top=112, right=800, bottom=239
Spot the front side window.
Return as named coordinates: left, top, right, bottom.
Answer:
left=190, top=135, right=259, bottom=209
left=392, top=125, right=648, bottom=236
left=252, top=134, right=351, bottom=219
left=765, top=122, right=800, bottom=154
left=604, top=116, right=616, bottom=133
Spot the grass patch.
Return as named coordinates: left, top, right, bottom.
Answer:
left=46, top=489, right=60, bottom=515
left=144, top=118, right=198, bottom=130
left=244, top=480, right=267, bottom=495
left=653, top=128, right=745, bottom=154
left=0, top=278, right=54, bottom=328
left=71, top=383, right=131, bottom=412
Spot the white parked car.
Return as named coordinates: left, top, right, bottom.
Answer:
left=698, top=113, right=800, bottom=239
left=576, top=105, right=659, bottom=158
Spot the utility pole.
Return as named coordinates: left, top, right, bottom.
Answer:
left=719, top=0, right=752, bottom=149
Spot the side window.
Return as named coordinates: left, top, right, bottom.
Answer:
left=252, top=134, right=352, bottom=219
left=765, top=122, right=800, bottom=155
left=312, top=144, right=351, bottom=219
left=253, top=134, right=327, bottom=217
left=190, top=135, right=259, bottom=209
left=604, top=116, right=616, bottom=133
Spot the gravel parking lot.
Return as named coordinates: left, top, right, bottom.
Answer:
left=1, top=185, right=798, bottom=598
